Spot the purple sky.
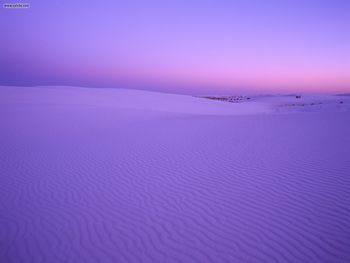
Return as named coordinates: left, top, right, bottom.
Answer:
left=1, top=0, right=350, bottom=94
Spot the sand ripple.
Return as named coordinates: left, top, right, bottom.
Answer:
left=1, top=91, right=350, bottom=262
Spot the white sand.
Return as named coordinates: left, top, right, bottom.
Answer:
left=1, top=86, right=350, bottom=263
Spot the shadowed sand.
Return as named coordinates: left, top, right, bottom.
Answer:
left=1, top=86, right=350, bottom=263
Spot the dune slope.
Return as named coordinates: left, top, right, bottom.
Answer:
left=1, top=86, right=350, bottom=263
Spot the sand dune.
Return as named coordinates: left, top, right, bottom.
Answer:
left=1, top=86, right=350, bottom=262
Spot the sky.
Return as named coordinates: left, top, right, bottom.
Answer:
left=1, top=0, right=350, bottom=94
